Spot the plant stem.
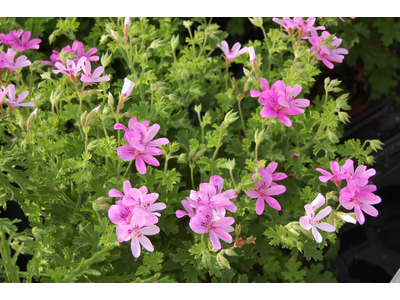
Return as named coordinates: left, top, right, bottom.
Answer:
left=238, top=99, right=246, bottom=135
left=229, top=168, right=237, bottom=190
left=122, top=161, right=132, bottom=179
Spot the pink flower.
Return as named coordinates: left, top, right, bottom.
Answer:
left=115, top=117, right=169, bottom=174
left=186, top=175, right=238, bottom=213
left=121, top=78, right=135, bottom=102
left=116, top=214, right=160, bottom=258
left=245, top=168, right=286, bottom=214
left=53, top=57, right=86, bottom=79
left=248, top=46, right=257, bottom=63
left=13, top=31, right=42, bottom=52
left=250, top=78, right=307, bottom=127
left=41, top=40, right=99, bottom=66
left=189, top=205, right=234, bottom=250
left=315, top=159, right=353, bottom=186
left=0, top=29, right=23, bottom=47
left=339, top=184, right=381, bottom=225
left=265, top=162, right=288, bottom=184
left=176, top=199, right=196, bottom=219
left=80, top=60, right=110, bottom=84
left=108, top=180, right=137, bottom=206
left=308, top=30, right=349, bottom=69
left=4, top=84, right=34, bottom=111
left=345, top=161, right=376, bottom=187
left=299, top=193, right=336, bottom=243
left=217, top=40, right=248, bottom=63
left=4, top=48, right=31, bottom=73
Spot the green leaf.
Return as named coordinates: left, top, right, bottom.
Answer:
left=282, top=257, right=307, bottom=282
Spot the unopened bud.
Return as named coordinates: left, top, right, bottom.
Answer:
left=124, top=17, right=130, bottom=38
left=85, top=105, right=100, bottom=126
left=194, top=104, right=202, bottom=114
left=183, top=20, right=193, bottom=29
left=108, top=92, right=114, bottom=109
left=216, top=254, right=231, bottom=269
left=178, top=153, right=187, bottom=164
left=230, top=77, right=237, bottom=90
left=223, top=110, right=239, bottom=126
left=101, top=51, right=112, bottom=68
left=225, top=249, right=238, bottom=257
left=110, top=30, right=122, bottom=43
left=248, top=17, right=263, bottom=28
left=171, top=34, right=179, bottom=49
left=50, top=89, right=62, bottom=106
left=193, top=148, right=206, bottom=162
left=324, top=77, right=330, bottom=87
left=26, top=108, right=38, bottom=131
left=15, top=235, right=34, bottom=242
left=148, top=39, right=165, bottom=50
left=80, top=111, right=88, bottom=127
left=235, top=223, right=242, bottom=236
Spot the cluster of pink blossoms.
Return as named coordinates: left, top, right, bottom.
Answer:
left=114, top=117, right=169, bottom=174
left=272, top=17, right=349, bottom=69
left=0, top=29, right=40, bottom=116
left=108, top=180, right=166, bottom=258
left=0, top=29, right=42, bottom=52
left=316, top=159, right=379, bottom=225
left=176, top=175, right=238, bottom=250
left=250, top=78, right=310, bottom=127
left=42, top=40, right=99, bottom=66
left=245, top=162, right=287, bottom=214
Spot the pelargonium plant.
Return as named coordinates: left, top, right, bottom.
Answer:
left=0, top=17, right=384, bottom=283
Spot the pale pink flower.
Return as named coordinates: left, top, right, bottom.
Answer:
left=80, top=60, right=110, bottom=84
left=189, top=205, right=234, bottom=250
left=339, top=184, right=381, bottom=225
left=121, top=78, right=135, bottom=101
left=116, top=214, right=160, bottom=258
left=4, top=48, right=31, bottom=73
left=245, top=168, right=286, bottom=214
left=4, top=84, right=34, bottom=111
left=248, top=46, right=257, bottom=63
left=217, top=40, right=248, bottom=63
left=335, top=212, right=357, bottom=224
left=299, top=193, right=336, bottom=243
left=53, top=57, right=86, bottom=78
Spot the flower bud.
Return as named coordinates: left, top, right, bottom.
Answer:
left=225, top=249, right=238, bottom=257
left=120, top=78, right=135, bottom=103
left=26, top=108, right=38, bottom=131
left=85, top=105, right=100, bottom=126
left=216, top=254, right=231, bottom=269
left=101, top=51, right=112, bottom=68
left=177, top=153, right=187, bottom=164
left=108, top=92, right=114, bottom=108
left=230, top=77, right=237, bottom=90
left=194, top=104, right=202, bottom=114
left=248, top=17, right=263, bottom=28
left=32, top=227, right=47, bottom=240
left=50, top=89, right=62, bottom=106
left=148, top=39, right=165, bottom=50
left=124, top=17, right=130, bottom=38
left=193, top=148, right=206, bottom=162
left=235, top=223, right=242, bottom=236
left=324, top=77, right=331, bottom=88
left=223, top=110, right=239, bottom=126
left=80, top=111, right=88, bottom=127
left=171, top=34, right=179, bottom=50
left=183, top=20, right=193, bottom=29
left=110, top=30, right=122, bottom=43
left=15, top=235, right=34, bottom=242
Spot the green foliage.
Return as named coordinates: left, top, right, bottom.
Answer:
left=0, top=16, right=385, bottom=283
